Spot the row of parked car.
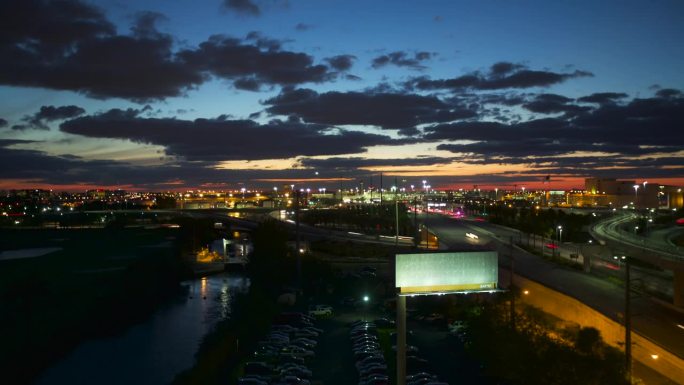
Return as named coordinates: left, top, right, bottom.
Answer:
left=238, top=312, right=323, bottom=385
left=388, top=321, right=449, bottom=385
left=349, top=319, right=389, bottom=385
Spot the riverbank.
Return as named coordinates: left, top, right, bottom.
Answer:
left=0, top=227, right=191, bottom=384
left=36, top=272, right=250, bottom=385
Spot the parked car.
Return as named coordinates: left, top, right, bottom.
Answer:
left=291, top=339, right=315, bottom=350
left=281, top=366, right=312, bottom=379
left=392, top=344, right=419, bottom=354
left=349, top=320, right=376, bottom=327
left=294, top=329, right=318, bottom=339
left=281, top=345, right=315, bottom=359
left=244, top=362, right=273, bottom=376
left=406, top=372, right=437, bottom=382
left=274, top=375, right=311, bottom=385
left=356, top=355, right=385, bottom=368
left=292, top=337, right=317, bottom=347
left=359, top=375, right=389, bottom=385
left=359, top=362, right=388, bottom=374
left=373, top=318, right=395, bottom=328
left=359, top=365, right=388, bottom=379
left=301, top=326, right=323, bottom=334
left=238, top=377, right=269, bottom=385
left=354, top=350, right=382, bottom=360
left=272, top=324, right=299, bottom=333
left=308, top=305, right=332, bottom=318
left=278, top=353, right=306, bottom=365
left=447, top=320, right=466, bottom=334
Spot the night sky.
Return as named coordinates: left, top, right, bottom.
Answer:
left=1, top=0, right=683, bottom=191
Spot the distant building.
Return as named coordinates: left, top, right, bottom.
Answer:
left=580, top=178, right=670, bottom=209
left=660, top=185, right=684, bottom=209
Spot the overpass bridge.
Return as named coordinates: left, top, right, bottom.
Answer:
left=591, top=212, right=684, bottom=307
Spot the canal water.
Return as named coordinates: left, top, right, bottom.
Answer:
left=36, top=273, right=250, bottom=385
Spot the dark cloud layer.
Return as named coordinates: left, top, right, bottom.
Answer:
left=407, top=62, right=592, bottom=91
left=426, top=92, right=684, bottom=162
left=264, top=88, right=476, bottom=129
left=298, top=156, right=453, bottom=171
left=577, top=92, right=628, bottom=105
left=223, top=0, right=260, bottom=16
left=59, top=108, right=397, bottom=161
left=179, top=35, right=331, bottom=89
left=371, top=51, right=433, bottom=70
left=0, top=0, right=341, bottom=101
left=11, top=105, right=87, bottom=130
left=325, top=55, right=356, bottom=71
left=522, top=94, right=590, bottom=115
left=35, top=105, right=86, bottom=122
left=295, top=23, right=312, bottom=31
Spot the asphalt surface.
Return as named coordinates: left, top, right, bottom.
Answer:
left=309, top=313, right=358, bottom=385
left=420, top=214, right=684, bottom=370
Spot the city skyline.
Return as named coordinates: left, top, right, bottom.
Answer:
left=1, top=0, right=684, bottom=191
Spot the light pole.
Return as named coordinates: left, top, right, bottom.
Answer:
left=620, top=255, right=632, bottom=381
left=392, top=186, right=399, bottom=248
left=633, top=184, right=639, bottom=209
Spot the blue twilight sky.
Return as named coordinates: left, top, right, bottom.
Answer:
left=0, top=0, right=683, bottom=190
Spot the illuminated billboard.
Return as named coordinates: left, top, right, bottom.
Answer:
left=395, top=251, right=498, bottom=295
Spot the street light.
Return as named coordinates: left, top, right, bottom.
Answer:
left=633, top=184, right=639, bottom=208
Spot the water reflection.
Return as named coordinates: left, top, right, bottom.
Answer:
left=38, top=273, right=249, bottom=385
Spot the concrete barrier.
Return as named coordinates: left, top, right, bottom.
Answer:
left=513, top=274, right=684, bottom=384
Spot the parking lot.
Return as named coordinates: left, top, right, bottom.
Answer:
left=238, top=257, right=498, bottom=385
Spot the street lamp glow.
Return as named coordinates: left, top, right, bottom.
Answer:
left=363, top=295, right=369, bottom=302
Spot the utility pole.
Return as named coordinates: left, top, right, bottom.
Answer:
left=413, top=197, right=418, bottom=249
left=295, top=189, right=302, bottom=291
left=510, top=235, right=515, bottom=329
left=369, top=176, right=373, bottom=206
left=395, top=196, right=399, bottom=248
left=625, top=256, right=632, bottom=382
left=380, top=172, right=383, bottom=204
left=395, top=177, right=399, bottom=249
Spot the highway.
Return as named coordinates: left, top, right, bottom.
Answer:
left=592, top=212, right=684, bottom=261
left=420, top=213, right=684, bottom=364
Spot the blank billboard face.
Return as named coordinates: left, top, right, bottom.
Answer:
left=395, top=251, right=498, bottom=295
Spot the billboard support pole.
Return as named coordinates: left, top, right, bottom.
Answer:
left=509, top=236, right=515, bottom=329
left=396, top=294, right=406, bottom=385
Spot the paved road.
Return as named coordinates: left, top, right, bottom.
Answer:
left=592, top=212, right=684, bottom=262
left=649, top=227, right=684, bottom=249
left=420, top=213, right=684, bottom=364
